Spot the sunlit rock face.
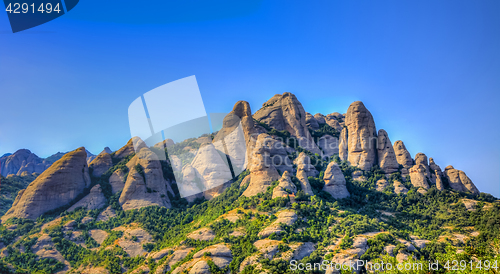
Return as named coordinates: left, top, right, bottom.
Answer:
left=345, top=101, right=377, bottom=171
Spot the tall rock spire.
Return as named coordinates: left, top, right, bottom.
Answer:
left=393, top=140, right=413, bottom=176
left=253, top=92, right=320, bottom=154
left=345, top=101, right=377, bottom=171
left=377, top=129, right=399, bottom=174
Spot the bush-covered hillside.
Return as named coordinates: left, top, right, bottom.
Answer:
left=0, top=147, right=498, bottom=274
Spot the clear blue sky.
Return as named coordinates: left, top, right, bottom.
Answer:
left=0, top=0, right=499, bottom=197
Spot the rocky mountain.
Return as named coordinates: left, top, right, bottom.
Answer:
left=0, top=93, right=498, bottom=274
left=0, top=149, right=51, bottom=177
left=1, top=147, right=91, bottom=221
left=0, top=149, right=97, bottom=178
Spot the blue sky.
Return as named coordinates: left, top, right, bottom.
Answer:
left=0, top=0, right=499, bottom=197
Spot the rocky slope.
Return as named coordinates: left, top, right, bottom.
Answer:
left=0, top=92, right=495, bottom=274
left=1, top=147, right=91, bottom=221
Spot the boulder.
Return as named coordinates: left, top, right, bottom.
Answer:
left=148, top=248, right=172, bottom=261
left=68, top=184, right=107, bottom=212
left=187, top=228, right=216, bottom=241
left=272, top=171, right=297, bottom=199
left=242, top=134, right=281, bottom=197
left=384, top=245, right=396, bottom=257
left=398, top=239, right=415, bottom=252
left=417, top=188, right=428, bottom=195
left=305, top=112, right=320, bottom=130
left=393, top=181, right=409, bottom=195
left=318, top=135, right=339, bottom=157
left=193, top=244, right=232, bottom=268
left=82, top=216, right=94, bottom=224
left=254, top=239, right=281, bottom=259
left=322, top=162, right=350, bottom=199
left=96, top=206, right=116, bottom=222
left=409, top=164, right=430, bottom=189
left=90, top=229, right=108, bottom=245
left=253, top=93, right=320, bottom=153
left=295, top=152, right=318, bottom=177
left=189, top=260, right=210, bottom=274
left=444, top=166, right=479, bottom=194
left=258, top=211, right=298, bottom=238
left=345, top=101, right=377, bottom=170
left=2, top=147, right=91, bottom=221
left=352, top=170, right=365, bottom=182
left=168, top=246, right=194, bottom=270
left=376, top=179, right=389, bottom=192
left=119, top=147, right=172, bottom=211
left=377, top=129, right=399, bottom=174
left=292, top=242, right=315, bottom=261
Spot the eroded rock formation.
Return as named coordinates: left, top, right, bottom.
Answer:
left=2, top=147, right=91, bottom=221
left=322, top=162, right=350, bottom=199
left=345, top=101, right=377, bottom=171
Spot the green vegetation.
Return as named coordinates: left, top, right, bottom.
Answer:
left=0, top=174, right=36, bottom=216
left=309, top=123, right=340, bottom=138
left=1, top=142, right=499, bottom=274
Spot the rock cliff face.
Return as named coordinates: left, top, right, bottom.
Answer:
left=89, top=151, right=113, bottom=177
left=345, top=101, right=377, bottom=171
left=1, top=94, right=484, bottom=224
left=409, top=153, right=432, bottom=189
left=114, top=137, right=146, bottom=160
left=242, top=134, right=281, bottom=197
left=305, top=112, right=320, bottom=130
left=339, top=128, right=348, bottom=161
left=68, top=185, right=107, bottom=212
left=325, top=114, right=343, bottom=131
left=322, top=162, right=350, bottom=199
left=313, top=113, right=326, bottom=124
left=444, top=166, right=479, bottom=194
left=189, top=144, right=233, bottom=200
left=213, top=101, right=258, bottom=175
left=409, top=164, right=430, bottom=189
left=429, top=157, right=442, bottom=184
left=295, top=153, right=315, bottom=196
left=1, top=147, right=91, bottom=221
left=377, top=129, right=399, bottom=174
left=253, top=92, right=320, bottom=154
left=318, top=135, right=339, bottom=157
left=393, top=140, right=413, bottom=175
left=295, top=152, right=318, bottom=178
left=435, top=170, right=445, bottom=191
left=0, top=149, right=51, bottom=177
left=119, top=147, right=173, bottom=211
